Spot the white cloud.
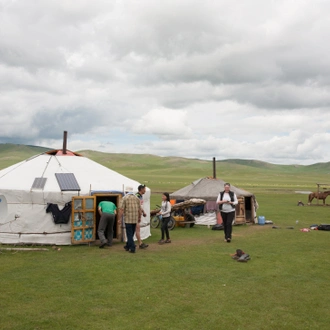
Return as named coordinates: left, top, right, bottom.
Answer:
left=1, top=0, right=330, bottom=165
left=133, top=108, right=192, bottom=139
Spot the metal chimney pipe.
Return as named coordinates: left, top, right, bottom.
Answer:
left=63, top=131, right=67, bottom=154
left=213, top=157, right=216, bottom=178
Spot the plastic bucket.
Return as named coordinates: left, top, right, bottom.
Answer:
left=173, top=216, right=184, bottom=227
left=258, top=216, right=265, bottom=225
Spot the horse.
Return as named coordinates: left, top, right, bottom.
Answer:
left=308, top=191, right=330, bottom=205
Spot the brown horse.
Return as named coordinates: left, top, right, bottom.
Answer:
left=308, top=191, right=330, bottom=205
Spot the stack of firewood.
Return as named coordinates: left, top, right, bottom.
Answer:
left=150, top=198, right=206, bottom=216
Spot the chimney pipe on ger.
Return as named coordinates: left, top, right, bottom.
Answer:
left=63, top=131, right=67, bottom=154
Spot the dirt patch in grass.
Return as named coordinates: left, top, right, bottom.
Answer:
left=95, top=223, right=274, bottom=254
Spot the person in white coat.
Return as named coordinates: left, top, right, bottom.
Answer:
left=157, top=192, right=172, bottom=244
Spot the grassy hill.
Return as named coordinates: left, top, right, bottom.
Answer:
left=0, top=144, right=51, bottom=169
left=1, top=143, right=330, bottom=194
left=78, top=150, right=330, bottom=194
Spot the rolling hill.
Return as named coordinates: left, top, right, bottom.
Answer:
left=1, top=143, right=330, bottom=193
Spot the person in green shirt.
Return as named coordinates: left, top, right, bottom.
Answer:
left=98, top=200, right=117, bottom=248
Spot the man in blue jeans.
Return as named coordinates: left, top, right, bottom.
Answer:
left=118, top=187, right=142, bottom=253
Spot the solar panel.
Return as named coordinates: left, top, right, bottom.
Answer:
left=55, top=173, right=81, bottom=191
left=31, top=177, right=47, bottom=190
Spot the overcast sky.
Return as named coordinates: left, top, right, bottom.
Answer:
left=1, top=0, right=330, bottom=165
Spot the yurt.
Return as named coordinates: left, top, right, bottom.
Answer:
left=0, top=149, right=150, bottom=245
left=171, top=177, right=258, bottom=226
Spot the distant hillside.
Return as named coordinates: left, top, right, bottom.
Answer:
left=221, top=159, right=294, bottom=170
left=1, top=144, right=330, bottom=194
left=220, top=159, right=306, bottom=172
left=79, top=150, right=210, bottom=172
left=305, top=162, right=330, bottom=172
left=0, top=143, right=51, bottom=169
left=1, top=143, right=330, bottom=174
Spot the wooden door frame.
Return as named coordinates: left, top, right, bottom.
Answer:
left=92, top=193, right=123, bottom=242
left=71, top=196, right=96, bottom=244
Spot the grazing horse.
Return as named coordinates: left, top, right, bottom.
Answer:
left=308, top=191, right=330, bottom=205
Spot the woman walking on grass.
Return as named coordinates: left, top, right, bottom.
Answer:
left=158, top=192, right=172, bottom=244
left=217, top=183, right=238, bottom=243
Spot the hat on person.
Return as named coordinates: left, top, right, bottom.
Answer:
left=138, top=184, right=146, bottom=191
left=125, top=186, right=133, bottom=193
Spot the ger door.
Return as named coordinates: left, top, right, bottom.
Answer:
left=235, top=196, right=246, bottom=225
left=71, top=196, right=96, bottom=244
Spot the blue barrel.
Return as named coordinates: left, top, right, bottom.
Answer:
left=258, top=216, right=265, bottom=225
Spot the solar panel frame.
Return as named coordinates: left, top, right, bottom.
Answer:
left=31, top=177, right=47, bottom=190
left=55, top=173, right=81, bottom=191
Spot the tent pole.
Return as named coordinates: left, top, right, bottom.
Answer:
left=213, top=157, right=216, bottom=179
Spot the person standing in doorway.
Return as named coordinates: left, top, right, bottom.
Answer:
left=118, top=187, right=141, bottom=253
left=135, top=184, right=148, bottom=249
left=98, top=199, right=117, bottom=248
left=158, top=192, right=172, bottom=244
left=216, top=183, right=238, bottom=243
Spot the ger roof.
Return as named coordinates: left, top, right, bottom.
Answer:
left=0, top=150, right=139, bottom=194
left=171, top=177, right=254, bottom=201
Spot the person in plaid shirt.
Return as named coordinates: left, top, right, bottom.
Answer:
left=118, top=186, right=142, bottom=253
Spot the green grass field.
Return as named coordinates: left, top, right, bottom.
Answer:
left=1, top=144, right=330, bottom=329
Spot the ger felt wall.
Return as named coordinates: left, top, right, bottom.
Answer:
left=0, top=154, right=151, bottom=245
